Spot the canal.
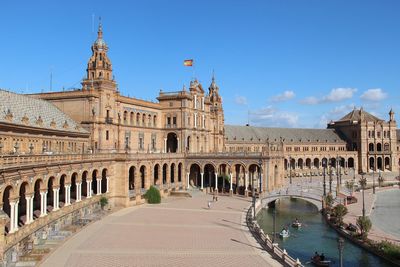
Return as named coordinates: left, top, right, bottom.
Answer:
left=257, top=197, right=392, bottom=267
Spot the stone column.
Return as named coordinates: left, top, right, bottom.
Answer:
left=214, top=172, right=218, bottom=190
left=53, top=188, right=59, bottom=211
left=40, top=191, right=47, bottom=216
left=229, top=173, right=233, bottom=195
left=106, top=177, right=109, bottom=193
left=87, top=180, right=92, bottom=198
left=164, top=138, right=167, bottom=153
left=177, top=137, right=180, bottom=152
left=186, top=172, right=190, bottom=189
left=9, top=200, right=17, bottom=233
left=65, top=185, right=71, bottom=206
left=200, top=172, right=204, bottom=190
left=97, top=179, right=102, bottom=195
left=245, top=172, right=248, bottom=194
left=76, top=182, right=81, bottom=202
left=25, top=195, right=33, bottom=224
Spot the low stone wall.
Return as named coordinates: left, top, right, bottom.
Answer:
left=246, top=203, right=303, bottom=267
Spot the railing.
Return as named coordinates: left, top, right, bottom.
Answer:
left=245, top=207, right=303, bottom=267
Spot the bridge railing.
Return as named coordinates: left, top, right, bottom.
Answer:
left=245, top=207, right=303, bottom=267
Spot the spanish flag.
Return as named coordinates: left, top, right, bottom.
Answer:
left=184, top=59, right=193, bottom=66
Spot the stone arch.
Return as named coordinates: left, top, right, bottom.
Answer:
left=101, top=168, right=108, bottom=193
left=377, top=157, right=383, bottom=170
left=123, top=110, right=128, bottom=124
left=348, top=157, right=355, bottom=168
left=47, top=176, right=55, bottom=208
left=313, top=158, right=320, bottom=168
left=129, top=166, right=135, bottom=190
left=71, top=172, right=78, bottom=201
left=82, top=171, right=88, bottom=198
left=322, top=157, right=328, bottom=167
left=290, top=158, right=295, bottom=169
left=369, top=143, right=374, bottom=152
left=330, top=158, right=336, bottom=168
left=2, top=185, right=14, bottom=233
left=204, top=163, right=216, bottom=189
left=233, top=163, right=246, bottom=195
left=167, top=132, right=178, bottom=153
left=92, top=170, right=98, bottom=195
left=130, top=112, right=134, bottom=125
left=385, top=157, right=390, bottom=170
left=178, top=163, right=182, bottom=182
left=33, top=179, right=43, bottom=217
left=298, top=158, right=304, bottom=169
left=136, top=113, right=140, bottom=126
left=140, top=165, right=146, bottom=189
left=59, top=174, right=66, bottom=207
left=305, top=158, right=311, bottom=169
left=189, top=163, right=201, bottom=187
left=18, top=181, right=30, bottom=225
left=369, top=157, right=375, bottom=170
left=249, top=164, right=261, bottom=193
left=377, top=143, right=382, bottom=152
left=154, top=164, right=160, bottom=185
left=170, top=163, right=175, bottom=183
left=162, top=163, right=168, bottom=185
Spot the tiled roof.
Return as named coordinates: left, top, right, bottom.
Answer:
left=0, top=89, right=87, bottom=134
left=224, top=125, right=346, bottom=143
left=338, top=108, right=382, bottom=122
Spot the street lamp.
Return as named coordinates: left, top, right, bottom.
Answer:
left=372, top=168, right=376, bottom=194
left=323, top=159, right=327, bottom=197
left=272, top=208, right=277, bottom=243
left=338, top=237, right=345, bottom=267
left=359, top=172, right=367, bottom=218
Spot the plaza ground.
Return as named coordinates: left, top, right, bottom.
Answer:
left=39, top=194, right=281, bottom=267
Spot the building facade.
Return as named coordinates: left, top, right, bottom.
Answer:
left=0, top=22, right=399, bottom=262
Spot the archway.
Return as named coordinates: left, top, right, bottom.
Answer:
left=140, top=166, right=146, bottom=189
left=348, top=158, right=355, bottom=169
left=234, top=164, right=246, bottom=195
left=71, top=173, right=78, bottom=202
left=284, top=159, right=288, bottom=170
left=59, top=175, right=66, bottom=207
left=298, top=159, right=304, bottom=169
left=170, top=163, right=175, bottom=184
left=162, top=164, right=168, bottom=185
left=377, top=143, right=382, bottom=152
left=385, top=157, right=390, bottom=170
left=249, top=164, right=261, bottom=194
left=178, top=163, right=182, bottom=182
left=369, top=157, right=375, bottom=170
left=313, top=158, right=320, bottom=169
left=101, top=169, right=107, bottom=193
left=369, top=143, right=374, bottom=152
left=82, top=171, right=88, bottom=198
left=154, top=164, right=159, bottom=185
left=47, top=177, right=55, bottom=208
left=167, top=132, right=178, bottom=153
left=2, top=186, right=13, bottom=233
left=189, top=164, right=201, bottom=187
left=305, top=158, right=311, bottom=169
left=18, top=182, right=29, bottom=225
left=204, top=164, right=216, bottom=189
left=129, top=166, right=135, bottom=190
left=92, top=170, right=98, bottom=195
left=377, top=157, right=383, bottom=171
left=33, top=180, right=43, bottom=219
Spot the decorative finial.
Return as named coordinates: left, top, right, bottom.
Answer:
left=98, top=17, right=103, bottom=39
left=212, top=69, right=215, bottom=82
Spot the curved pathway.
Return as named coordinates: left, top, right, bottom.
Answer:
left=39, top=194, right=281, bottom=267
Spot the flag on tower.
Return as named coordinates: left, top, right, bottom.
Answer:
left=184, top=59, right=193, bottom=66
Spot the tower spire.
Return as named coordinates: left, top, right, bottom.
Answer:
left=98, top=17, right=103, bottom=39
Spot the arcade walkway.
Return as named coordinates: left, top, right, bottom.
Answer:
left=39, top=194, right=281, bottom=267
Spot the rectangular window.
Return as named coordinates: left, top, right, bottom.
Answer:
left=138, top=133, right=144, bottom=150
left=106, top=130, right=109, bottom=140
left=151, top=133, right=156, bottom=151
left=167, top=117, right=171, bottom=126
left=173, top=116, right=177, bottom=126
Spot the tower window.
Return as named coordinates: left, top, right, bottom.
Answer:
left=106, top=130, right=109, bottom=140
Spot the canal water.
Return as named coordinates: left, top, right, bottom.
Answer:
left=257, top=198, right=392, bottom=267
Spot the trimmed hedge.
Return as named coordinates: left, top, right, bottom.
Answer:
left=144, top=185, right=161, bottom=204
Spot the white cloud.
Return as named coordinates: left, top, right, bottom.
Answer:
left=299, top=96, right=319, bottom=105
left=360, top=88, right=387, bottom=101
left=322, top=88, right=357, bottom=102
left=328, top=104, right=355, bottom=116
left=270, top=90, right=295, bottom=102
left=250, top=106, right=299, bottom=127
left=300, top=87, right=357, bottom=105
left=235, top=95, right=247, bottom=105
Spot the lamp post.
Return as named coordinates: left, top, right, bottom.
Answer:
left=338, top=237, right=345, bottom=267
left=372, top=168, right=376, bottom=194
left=359, top=172, right=367, bottom=218
left=272, top=208, right=277, bottom=243
left=323, top=159, right=327, bottom=197
left=288, top=157, right=292, bottom=184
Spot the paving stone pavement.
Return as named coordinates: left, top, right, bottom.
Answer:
left=39, top=194, right=281, bottom=267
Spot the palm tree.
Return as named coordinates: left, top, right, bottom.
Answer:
left=333, top=204, right=348, bottom=226
left=345, top=180, right=355, bottom=196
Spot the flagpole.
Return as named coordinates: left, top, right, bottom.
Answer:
left=192, top=60, right=196, bottom=80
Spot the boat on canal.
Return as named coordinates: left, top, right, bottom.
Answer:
left=310, top=256, right=331, bottom=267
left=279, top=228, right=290, bottom=238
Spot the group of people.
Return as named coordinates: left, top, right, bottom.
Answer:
left=313, top=251, right=326, bottom=262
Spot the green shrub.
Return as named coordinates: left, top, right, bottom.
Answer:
left=333, top=204, right=348, bottom=226
left=377, top=240, right=400, bottom=260
left=100, top=196, right=108, bottom=210
left=356, top=216, right=372, bottom=240
left=144, top=185, right=161, bottom=204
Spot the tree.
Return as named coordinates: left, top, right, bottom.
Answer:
left=333, top=204, right=348, bottom=226
left=144, top=185, right=161, bottom=204
left=345, top=180, right=355, bottom=196
left=324, top=193, right=334, bottom=211
left=356, top=216, right=372, bottom=240
left=359, top=176, right=367, bottom=189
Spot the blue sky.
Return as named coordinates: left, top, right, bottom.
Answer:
left=1, top=1, right=400, bottom=128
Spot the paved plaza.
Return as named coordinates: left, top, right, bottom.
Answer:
left=39, top=194, right=281, bottom=267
